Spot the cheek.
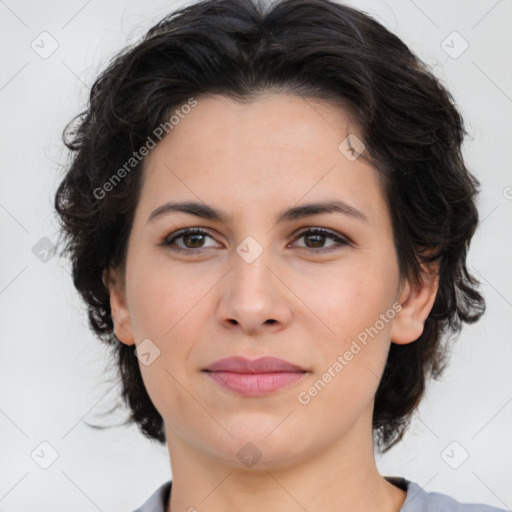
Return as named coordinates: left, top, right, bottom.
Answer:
left=294, top=254, right=397, bottom=396
left=295, top=271, right=396, bottom=424
left=128, top=266, right=204, bottom=424
left=126, top=254, right=209, bottom=340
left=293, top=253, right=398, bottom=341
left=126, top=258, right=214, bottom=383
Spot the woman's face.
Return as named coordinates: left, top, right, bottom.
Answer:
left=109, top=93, right=434, bottom=469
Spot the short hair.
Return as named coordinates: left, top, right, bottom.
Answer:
left=54, top=0, right=485, bottom=453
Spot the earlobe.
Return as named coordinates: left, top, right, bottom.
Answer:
left=390, top=266, right=439, bottom=346
left=103, top=268, right=135, bottom=346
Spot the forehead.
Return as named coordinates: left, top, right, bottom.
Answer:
left=136, top=92, right=388, bottom=228
left=159, top=92, right=361, bottom=155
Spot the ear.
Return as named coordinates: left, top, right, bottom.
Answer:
left=390, top=264, right=439, bottom=345
left=103, top=267, right=135, bottom=346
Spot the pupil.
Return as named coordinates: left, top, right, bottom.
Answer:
left=185, top=234, right=204, bottom=248
left=307, top=234, right=324, bottom=248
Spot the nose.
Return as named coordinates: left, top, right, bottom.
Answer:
left=215, top=248, right=292, bottom=336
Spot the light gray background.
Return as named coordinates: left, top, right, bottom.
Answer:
left=1, top=0, right=511, bottom=510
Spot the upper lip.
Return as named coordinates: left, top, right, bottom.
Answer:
left=204, top=356, right=306, bottom=373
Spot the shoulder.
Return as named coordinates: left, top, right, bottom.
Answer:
left=387, top=477, right=508, bottom=512
left=131, top=480, right=172, bottom=512
left=132, top=478, right=508, bottom=512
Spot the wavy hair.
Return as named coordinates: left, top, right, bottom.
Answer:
left=54, top=0, right=485, bottom=453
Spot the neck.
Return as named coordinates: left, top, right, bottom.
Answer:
left=165, top=412, right=406, bottom=512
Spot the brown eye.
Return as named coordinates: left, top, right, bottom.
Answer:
left=163, top=228, right=219, bottom=252
left=182, top=232, right=207, bottom=248
left=290, top=228, right=350, bottom=253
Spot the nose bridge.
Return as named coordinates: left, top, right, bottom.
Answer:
left=216, top=234, right=291, bottom=331
left=230, top=217, right=274, bottom=284
left=231, top=237, right=275, bottom=304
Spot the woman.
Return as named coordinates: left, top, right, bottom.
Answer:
left=54, top=0, right=505, bottom=510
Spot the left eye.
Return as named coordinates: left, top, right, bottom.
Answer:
left=162, top=227, right=350, bottom=253
left=289, top=228, right=350, bottom=253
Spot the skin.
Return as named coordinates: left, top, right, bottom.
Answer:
left=106, top=93, right=439, bottom=512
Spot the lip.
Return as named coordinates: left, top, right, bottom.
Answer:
left=203, top=356, right=309, bottom=397
left=204, top=356, right=306, bottom=373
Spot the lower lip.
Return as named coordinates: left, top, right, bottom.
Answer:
left=204, top=371, right=307, bottom=396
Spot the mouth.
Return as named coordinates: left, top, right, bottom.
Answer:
left=204, top=355, right=307, bottom=373
left=202, top=356, right=309, bottom=397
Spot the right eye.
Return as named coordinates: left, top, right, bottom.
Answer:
left=161, top=227, right=221, bottom=253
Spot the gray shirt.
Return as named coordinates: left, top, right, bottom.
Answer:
left=132, top=477, right=508, bottom=512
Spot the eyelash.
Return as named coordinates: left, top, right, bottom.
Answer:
left=161, top=227, right=351, bottom=254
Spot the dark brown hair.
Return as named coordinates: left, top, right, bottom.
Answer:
left=54, top=0, right=485, bottom=453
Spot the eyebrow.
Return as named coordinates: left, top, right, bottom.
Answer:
left=147, top=199, right=369, bottom=225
